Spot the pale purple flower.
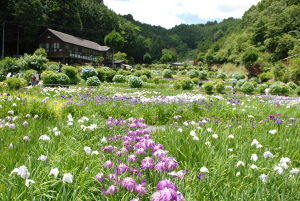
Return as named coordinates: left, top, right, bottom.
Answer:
left=263, top=151, right=274, bottom=158
left=106, top=185, right=119, bottom=195
left=26, top=114, right=30, bottom=118
left=251, top=154, right=258, bottom=162
left=23, top=121, right=28, bottom=126
left=84, top=147, right=91, bottom=155
left=290, top=168, right=299, bottom=174
left=95, top=173, right=105, bottom=182
left=34, top=115, right=39, bottom=119
left=259, top=174, right=268, bottom=183
left=121, top=177, right=137, bottom=191
left=8, top=124, right=15, bottom=129
left=134, top=184, right=147, bottom=196
left=23, top=136, right=29, bottom=141
left=128, top=155, right=137, bottom=163
left=38, top=155, right=47, bottom=161
left=156, top=179, right=177, bottom=191
left=103, top=160, right=114, bottom=169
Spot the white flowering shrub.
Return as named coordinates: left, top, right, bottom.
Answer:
left=199, top=71, right=208, bottom=79
left=128, top=76, right=143, bottom=88
left=240, top=82, right=254, bottom=93
left=81, top=66, right=98, bottom=80
left=163, top=69, right=173, bottom=78
left=236, top=79, right=246, bottom=88
left=180, top=79, right=194, bottom=90
left=249, top=77, right=259, bottom=83
left=86, top=76, right=101, bottom=86
left=270, top=82, right=289, bottom=94
left=57, top=73, right=70, bottom=85
left=112, top=74, right=126, bottom=83
left=232, top=72, right=245, bottom=80
left=187, top=70, right=199, bottom=78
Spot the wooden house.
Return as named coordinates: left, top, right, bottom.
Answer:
left=38, top=29, right=110, bottom=64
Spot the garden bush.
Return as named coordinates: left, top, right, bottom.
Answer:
left=117, top=69, right=131, bottom=76
left=96, top=68, right=107, bottom=82
left=199, top=71, right=208, bottom=79
left=112, top=74, right=126, bottom=83
left=141, top=70, right=152, bottom=78
left=81, top=66, right=98, bottom=80
left=86, top=76, right=101, bottom=86
left=48, top=64, right=59, bottom=71
left=5, top=77, right=27, bottom=90
left=250, top=81, right=258, bottom=88
left=0, top=57, right=20, bottom=77
left=41, top=71, right=58, bottom=85
left=62, top=66, right=80, bottom=84
left=134, top=71, right=142, bottom=77
left=249, top=77, right=259, bottom=83
left=105, top=70, right=117, bottom=82
left=203, top=82, right=214, bottom=91
left=258, top=84, right=268, bottom=93
left=0, top=82, right=8, bottom=91
left=229, top=79, right=238, bottom=85
left=181, top=79, right=194, bottom=90
left=18, top=54, right=48, bottom=73
left=128, top=76, right=143, bottom=88
left=270, top=82, right=289, bottom=94
left=215, top=82, right=225, bottom=92
left=173, top=80, right=181, bottom=90
left=187, top=70, right=199, bottom=78
left=232, top=72, right=245, bottom=80
left=258, top=72, right=273, bottom=82
left=296, top=86, right=300, bottom=96
left=24, top=69, right=37, bottom=83
left=163, top=69, right=173, bottom=78
left=240, top=82, right=255, bottom=93
left=192, top=78, right=199, bottom=85
left=236, top=79, right=246, bottom=88
left=178, top=66, right=185, bottom=71
left=153, top=77, right=159, bottom=84
left=140, top=75, right=148, bottom=82
left=287, top=82, right=297, bottom=90
left=57, top=73, right=70, bottom=85
left=216, top=72, right=227, bottom=79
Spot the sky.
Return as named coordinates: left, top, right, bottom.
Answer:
left=105, top=0, right=261, bottom=29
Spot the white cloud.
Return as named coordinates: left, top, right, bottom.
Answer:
left=105, top=0, right=261, bottom=29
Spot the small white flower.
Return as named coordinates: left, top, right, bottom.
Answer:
left=34, top=115, right=39, bottom=119
left=242, top=109, right=246, bottom=112
left=84, top=147, right=91, bottom=155
left=269, top=130, right=277, bottom=135
left=25, top=179, right=35, bottom=187
left=274, top=166, right=283, bottom=174
left=236, top=172, right=240, bottom=176
left=200, top=166, right=209, bottom=173
left=39, top=135, right=50, bottom=142
left=91, top=151, right=99, bottom=155
left=212, top=134, right=218, bottom=139
left=237, top=161, right=245, bottom=167
left=205, top=141, right=211, bottom=146
left=207, top=128, right=213, bottom=132
left=251, top=154, right=258, bottom=162
left=63, top=173, right=73, bottom=183
left=228, top=148, right=233, bottom=152
left=263, top=151, right=274, bottom=158
left=191, top=121, right=196, bottom=125
left=53, top=127, right=58, bottom=132
left=178, top=128, right=183, bottom=132
left=233, top=108, right=236, bottom=110
left=67, top=114, right=72, bottom=118
left=68, top=118, right=74, bottom=122
left=190, top=130, right=196, bottom=137
left=280, top=157, right=291, bottom=164
left=290, top=168, right=299, bottom=174
left=259, top=174, right=268, bottom=183
left=85, top=167, right=89, bottom=171
left=68, top=122, right=73, bottom=126
left=250, top=164, right=258, bottom=170
left=12, top=103, right=17, bottom=107
left=248, top=115, right=254, bottom=118
left=101, top=137, right=107, bottom=143
left=71, top=137, right=76, bottom=141
left=280, top=162, right=289, bottom=169
left=38, top=155, right=47, bottom=161
left=193, top=135, right=199, bottom=141
left=55, top=131, right=61, bottom=136
left=183, top=121, right=189, bottom=126
left=23, top=136, right=29, bottom=141
left=50, top=168, right=59, bottom=178
left=228, top=135, right=234, bottom=139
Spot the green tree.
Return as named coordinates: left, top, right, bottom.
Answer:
left=104, top=30, right=125, bottom=68
left=205, top=50, right=214, bottom=67
left=160, top=49, right=177, bottom=63
left=33, top=48, right=47, bottom=57
left=242, top=47, right=258, bottom=68
left=114, top=52, right=128, bottom=63
left=150, top=36, right=164, bottom=61
left=143, top=52, right=151, bottom=64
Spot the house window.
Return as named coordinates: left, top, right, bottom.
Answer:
left=51, top=42, right=60, bottom=52
left=45, top=43, right=49, bottom=52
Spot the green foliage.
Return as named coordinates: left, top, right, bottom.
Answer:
left=96, top=68, right=107, bottom=82
left=33, top=48, right=47, bottom=57
left=104, top=30, right=124, bottom=51
left=286, top=82, right=297, bottom=90
left=128, top=76, right=143, bottom=88
left=216, top=72, right=227, bottom=79
left=62, top=66, right=78, bottom=79
left=187, top=70, right=199, bottom=79
left=232, top=72, right=245, bottom=80
left=57, top=73, right=70, bottom=85
left=249, top=77, right=259, bottom=83
left=0, top=57, right=20, bottom=78
left=258, top=72, right=273, bottom=82
left=105, top=70, right=117, bottom=82
left=141, top=70, right=152, bottom=78
left=240, top=82, right=255, bottom=93
left=203, top=82, right=214, bottom=91
left=173, top=80, right=181, bottom=90
left=199, top=71, right=208, bottom=79
left=4, top=77, right=27, bottom=90
left=236, top=79, right=246, bottom=88
left=41, top=71, right=58, bottom=85
left=180, top=79, right=194, bottom=90
left=160, top=49, right=177, bottom=63
left=117, top=69, right=131, bottom=76
left=140, top=75, right=148, bottom=82
left=215, top=82, right=225, bottom=92
left=18, top=54, right=48, bottom=73
left=296, top=86, right=300, bottom=96
left=24, top=69, right=37, bottom=83
left=114, top=52, right=128, bottom=63
left=112, top=74, right=126, bottom=83
left=270, top=82, right=289, bottom=94
left=250, top=81, right=258, bottom=88
left=134, top=71, right=142, bottom=77
left=191, top=78, right=199, bottom=85
left=289, top=56, right=300, bottom=84
left=153, top=77, right=160, bottom=84
left=143, top=52, right=152, bottom=64
left=86, top=76, right=101, bottom=86
left=0, top=82, right=8, bottom=91
left=163, top=69, right=173, bottom=78
left=242, top=47, right=258, bottom=68
left=258, top=84, right=268, bottom=93
left=81, top=66, right=98, bottom=80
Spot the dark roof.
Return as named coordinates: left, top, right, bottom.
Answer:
left=171, top=62, right=184, bottom=66
left=45, top=29, right=109, bottom=52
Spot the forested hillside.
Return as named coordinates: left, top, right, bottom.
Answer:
left=0, top=0, right=299, bottom=65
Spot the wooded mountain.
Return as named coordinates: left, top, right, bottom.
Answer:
left=0, top=0, right=299, bottom=65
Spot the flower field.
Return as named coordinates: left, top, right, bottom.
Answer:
left=0, top=85, right=299, bottom=200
